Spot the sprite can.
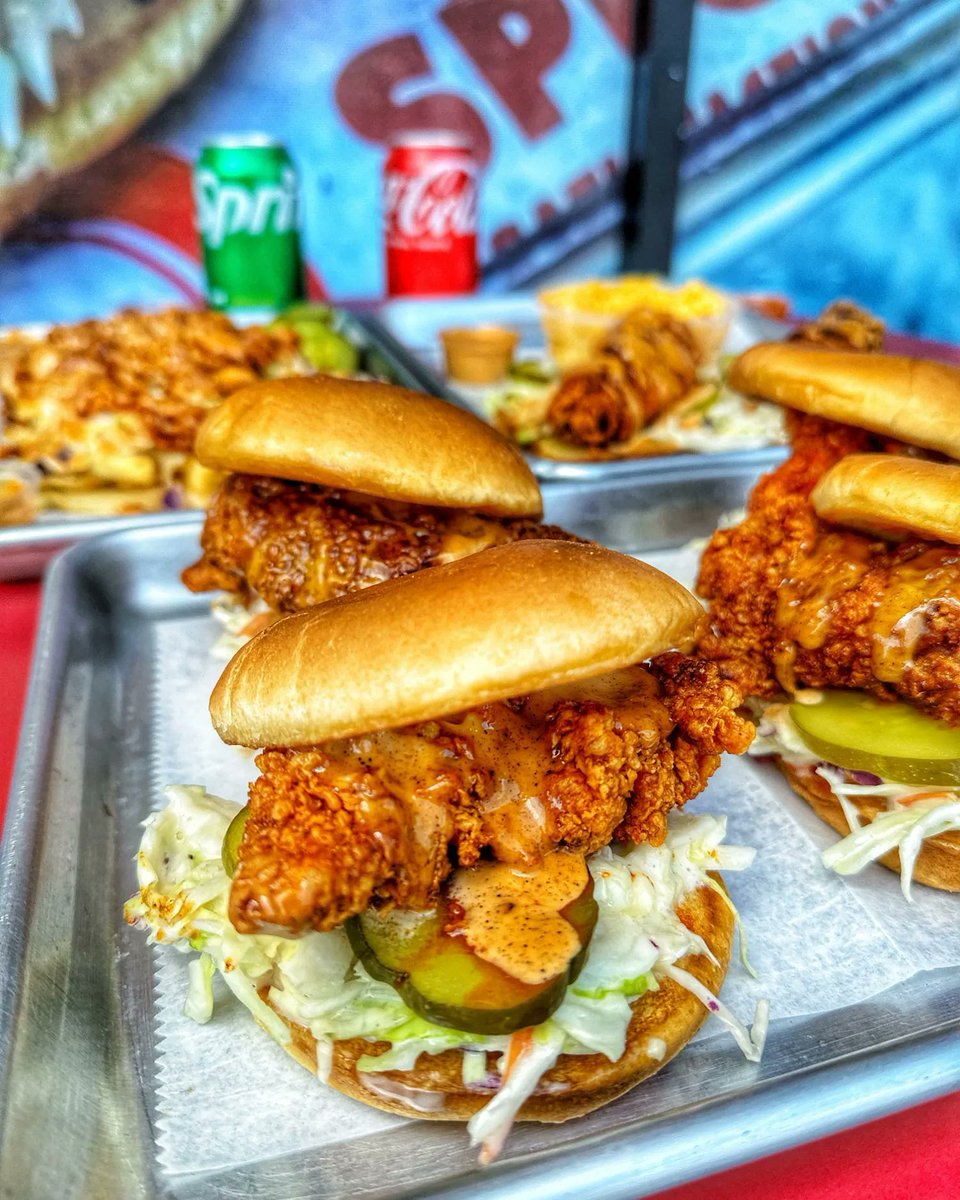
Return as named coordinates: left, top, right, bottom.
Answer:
left=194, top=136, right=305, bottom=314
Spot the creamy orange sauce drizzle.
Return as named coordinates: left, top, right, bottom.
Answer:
left=442, top=706, right=555, bottom=864
left=326, top=665, right=664, bottom=873
left=870, top=553, right=960, bottom=683
left=774, top=532, right=960, bottom=689
left=449, top=853, right=588, bottom=984
left=775, top=532, right=872, bottom=652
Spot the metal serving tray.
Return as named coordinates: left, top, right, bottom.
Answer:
left=366, top=296, right=791, bottom=483
left=0, top=311, right=430, bottom=582
left=2, top=463, right=960, bottom=1200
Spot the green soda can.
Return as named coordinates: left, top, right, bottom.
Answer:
left=194, top=136, right=305, bottom=314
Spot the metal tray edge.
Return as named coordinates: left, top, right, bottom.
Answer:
left=0, top=543, right=78, bottom=1103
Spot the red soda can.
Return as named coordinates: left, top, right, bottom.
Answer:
left=384, top=132, right=478, bottom=296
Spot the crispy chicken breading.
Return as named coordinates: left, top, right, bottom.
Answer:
left=697, top=412, right=960, bottom=722
left=0, top=308, right=305, bottom=460
left=0, top=308, right=308, bottom=520
left=182, top=473, right=577, bottom=611
left=228, top=654, right=754, bottom=934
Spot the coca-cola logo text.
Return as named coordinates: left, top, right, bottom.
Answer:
left=384, top=156, right=477, bottom=245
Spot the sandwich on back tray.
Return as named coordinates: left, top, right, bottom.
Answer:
left=697, top=341, right=960, bottom=895
left=127, top=541, right=765, bottom=1161
left=181, top=374, right=573, bottom=652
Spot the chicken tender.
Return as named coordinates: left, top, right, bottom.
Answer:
left=697, top=412, right=960, bottom=722
left=183, top=474, right=577, bottom=611
left=229, top=655, right=754, bottom=934
left=546, top=309, right=700, bottom=449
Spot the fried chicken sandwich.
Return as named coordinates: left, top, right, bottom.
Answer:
left=698, top=342, right=960, bottom=896
left=128, top=540, right=763, bottom=1161
left=181, top=374, right=571, bottom=651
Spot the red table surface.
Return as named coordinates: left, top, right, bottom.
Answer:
left=2, top=578, right=959, bottom=1196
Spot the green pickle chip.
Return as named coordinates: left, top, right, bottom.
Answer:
left=274, top=305, right=360, bottom=372
left=346, top=874, right=599, bottom=1036
left=221, top=805, right=250, bottom=877
left=278, top=302, right=335, bottom=326
left=790, top=690, right=960, bottom=787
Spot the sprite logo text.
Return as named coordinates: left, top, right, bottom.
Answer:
left=195, top=166, right=299, bottom=249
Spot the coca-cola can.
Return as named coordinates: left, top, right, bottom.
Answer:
left=384, top=132, right=478, bottom=297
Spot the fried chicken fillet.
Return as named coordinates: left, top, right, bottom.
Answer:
left=696, top=411, right=960, bottom=722
left=229, top=654, right=753, bottom=935
left=182, top=473, right=576, bottom=612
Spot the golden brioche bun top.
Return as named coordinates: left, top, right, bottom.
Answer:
left=812, top=454, right=960, bottom=544
left=729, top=344, right=960, bottom=460
left=211, top=540, right=705, bottom=747
left=194, top=375, right=542, bottom=516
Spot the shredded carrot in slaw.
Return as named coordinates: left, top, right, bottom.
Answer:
left=899, top=791, right=954, bottom=807
left=502, top=1028, right=534, bottom=1079
left=478, top=1029, right=538, bottom=1165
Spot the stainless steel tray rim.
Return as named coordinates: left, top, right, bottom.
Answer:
left=0, top=543, right=76, bottom=1092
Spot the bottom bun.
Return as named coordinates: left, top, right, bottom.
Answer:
left=780, top=762, right=960, bottom=893
left=267, top=881, right=733, bottom=1123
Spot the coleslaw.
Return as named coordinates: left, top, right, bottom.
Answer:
left=751, top=700, right=960, bottom=899
left=126, top=785, right=765, bottom=1162
left=648, top=382, right=787, bottom=453
left=209, top=593, right=276, bottom=659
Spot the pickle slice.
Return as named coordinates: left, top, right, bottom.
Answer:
left=352, top=907, right=441, bottom=975
left=345, top=874, right=598, bottom=1036
left=790, top=691, right=960, bottom=786
left=221, top=805, right=250, bottom=877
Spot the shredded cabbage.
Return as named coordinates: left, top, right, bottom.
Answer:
left=467, top=1024, right=566, bottom=1163
left=821, top=786, right=960, bottom=902
left=126, top=788, right=764, bottom=1163
left=124, top=785, right=292, bottom=1045
left=651, top=385, right=787, bottom=452
left=664, top=966, right=767, bottom=1062
left=752, top=702, right=960, bottom=899
left=184, top=953, right=215, bottom=1023
left=461, top=1049, right=487, bottom=1087
left=484, top=374, right=555, bottom=446
left=749, top=700, right=821, bottom=765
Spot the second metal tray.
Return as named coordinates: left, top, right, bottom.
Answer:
left=2, top=461, right=959, bottom=1199
left=364, top=296, right=791, bottom=483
